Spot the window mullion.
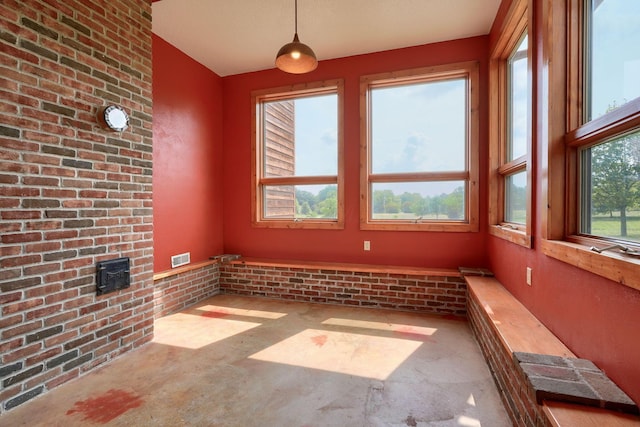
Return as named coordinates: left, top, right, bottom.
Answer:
left=260, top=176, right=338, bottom=186
left=498, top=156, right=527, bottom=176
left=368, top=172, right=469, bottom=183
left=566, top=99, right=640, bottom=148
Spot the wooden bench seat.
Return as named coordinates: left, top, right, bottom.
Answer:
left=229, top=257, right=459, bottom=277
left=466, top=275, right=640, bottom=427
left=544, top=401, right=640, bottom=427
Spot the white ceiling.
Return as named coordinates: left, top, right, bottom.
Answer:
left=152, top=0, right=502, bottom=77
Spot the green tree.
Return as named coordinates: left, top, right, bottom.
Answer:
left=295, top=189, right=317, bottom=215
left=317, top=197, right=337, bottom=218
left=298, top=201, right=312, bottom=216
left=400, top=192, right=427, bottom=216
left=317, top=186, right=337, bottom=203
left=427, top=195, right=442, bottom=218
left=589, top=132, right=640, bottom=237
left=441, top=187, right=465, bottom=219
left=373, top=190, right=400, bottom=214
left=316, top=186, right=337, bottom=218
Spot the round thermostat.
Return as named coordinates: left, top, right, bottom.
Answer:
left=103, top=105, right=129, bottom=132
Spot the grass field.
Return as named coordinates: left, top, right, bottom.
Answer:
left=590, top=213, right=640, bottom=242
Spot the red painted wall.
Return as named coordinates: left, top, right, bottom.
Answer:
left=486, top=0, right=640, bottom=403
left=152, top=35, right=224, bottom=272
left=488, top=238, right=640, bottom=402
left=221, top=37, right=490, bottom=269
left=152, top=0, right=639, bottom=404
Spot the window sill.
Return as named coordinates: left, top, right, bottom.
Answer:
left=541, top=239, right=640, bottom=292
left=360, top=220, right=478, bottom=232
left=489, top=225, right=532, bottom=248
left=253, top=219, right=344, bottom=230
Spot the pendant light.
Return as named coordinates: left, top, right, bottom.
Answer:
left=275, top=0, right=318, bottom=74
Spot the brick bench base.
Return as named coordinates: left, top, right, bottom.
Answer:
left=219, top=258, right=467, bottom=316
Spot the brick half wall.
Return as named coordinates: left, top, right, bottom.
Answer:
left=220, top=259, right=466, bottom=315
left=153, top=262, right=220, bottom=319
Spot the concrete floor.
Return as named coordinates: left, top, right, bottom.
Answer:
left=1, top=295, right=510, bottom=426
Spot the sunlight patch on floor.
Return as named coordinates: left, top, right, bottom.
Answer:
left=457, top=414, right=482, bottom=426
left=321, top=317, right=437, bottom=336
left=153, top=313, right=261, bottom=349
left=196, top=304, right=288, bottom=319
left=467, top=393, right=476, bottom=407
left=249, top=328, right=422, bottom=380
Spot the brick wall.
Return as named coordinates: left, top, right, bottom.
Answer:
left=153, top=262, right=220, bottom=319
left=467, top=286, right=552, bottom=427
left=220, top=261, right=467, bottom=315
left=0, top=0, right=153, bottom=413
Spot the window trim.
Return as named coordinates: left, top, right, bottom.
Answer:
left=541, top=0, right=640, bottom=291
left=359, top=61, right=480, bottom=232
left=488, top=0, right=533, bottom=248
left=251, top=79, right=345, bottom=229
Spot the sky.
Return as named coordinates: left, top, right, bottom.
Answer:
left=591, top=0, right=640, bottom=119
left=294, top=93, right=338, bottom=177
left=371, top=78, right=466, bottom=175
left=510, top=34, right=528, bottom=161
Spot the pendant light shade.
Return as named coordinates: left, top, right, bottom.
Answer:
left=275, top=0, right=317, bottom=74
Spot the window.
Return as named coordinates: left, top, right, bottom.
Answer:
left=542, top=0, right=640, bottom=290
left=360, top=62, right=479, bottom=231
left=505, top=35, right=530, bottom=225
left=577, top=0, right=640, bottom=244
left=488, top=0, right=532, bottom=247
left=584, top=0, right=640, bottom=122
left=251, top=80, right=344, bottom=229
left=580, top=130, right=640, bottom=244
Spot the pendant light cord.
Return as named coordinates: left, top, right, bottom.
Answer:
left=275, top=0, right=318, bottom=73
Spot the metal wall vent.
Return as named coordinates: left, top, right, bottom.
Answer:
left=171, top=252, right=191, bottom=268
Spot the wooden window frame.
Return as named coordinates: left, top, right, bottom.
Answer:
left=359, top=62, right=479, bottom=232
left=488, top=0, right=533, bottom=247
left=540, top=0, right=640, bottom=291
left=251, top=79, right=345, bottom=230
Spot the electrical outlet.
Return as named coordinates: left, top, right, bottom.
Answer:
left=526, top=267, right=532, bottom=286
left=364, top=240, right=371, bottom=251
